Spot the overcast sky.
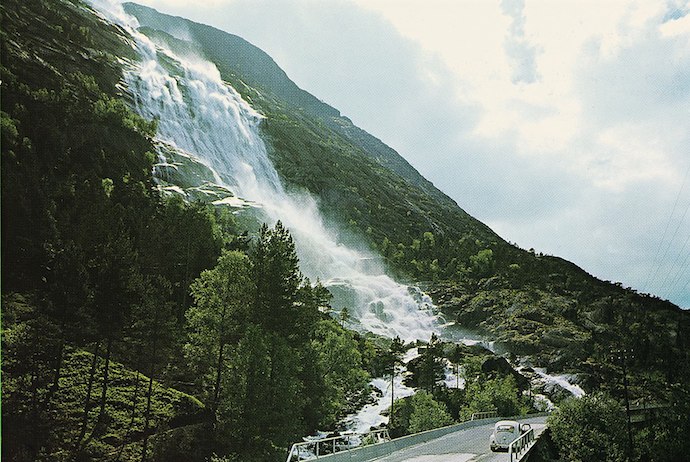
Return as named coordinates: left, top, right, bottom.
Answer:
left=131, top=0, right=690, bottom=308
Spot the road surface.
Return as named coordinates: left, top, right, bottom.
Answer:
left=371, top=416, right=548, bottom=462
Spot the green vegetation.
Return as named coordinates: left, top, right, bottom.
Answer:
left=546, top=389, right=690, bottom=462
left=179, top=222, right=372, bottom=459
left=389, top=338, right=532, bottom=437
left=3, top=314, right=206, bottom=461
left=461, top=376, right=527, bottom=420
left=310, top=320, right=371, bottom=425
left=1, top=2, right=370, bottom=461
left=392, top=391, right=454, bottom=435
left=3, top=1, right=690, bottom=461
left=405, top=334, right=446, bottom=393
left=548, top=394, right=630, bottom=462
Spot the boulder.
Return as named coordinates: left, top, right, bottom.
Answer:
left=481, top=356, right=530, bottom=390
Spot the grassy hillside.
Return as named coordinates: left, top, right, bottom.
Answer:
left=4, top=294, right=208, bottom=461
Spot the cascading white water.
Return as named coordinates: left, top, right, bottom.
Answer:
left=91, top=0, right=442, bottom=343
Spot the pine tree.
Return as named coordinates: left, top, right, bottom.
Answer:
left=186, top=250, right=254, bottom=410
left=253, top=221, right=304, bottom=339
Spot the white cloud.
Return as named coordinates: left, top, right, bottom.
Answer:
left=136, top=0, right=234, bottom=7
left=353, top=0, right=690, bottom=307
left=500, top=0, right=540, bottom=84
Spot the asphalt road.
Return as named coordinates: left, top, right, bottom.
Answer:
left=371, top=416, right=548, bottom=462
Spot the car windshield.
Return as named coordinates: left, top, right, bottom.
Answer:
left=497, top=425, right=515, bottom=432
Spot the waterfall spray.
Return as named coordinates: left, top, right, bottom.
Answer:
left=91, top=0, right=442, bottom=343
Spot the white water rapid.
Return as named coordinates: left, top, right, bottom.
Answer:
left=534, top=368, right=586, bottom=398
left=91, top=0, right=442, bottom=343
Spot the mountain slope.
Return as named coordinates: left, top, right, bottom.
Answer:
left=122, top=2, right=690, bottom=390
left=123, top=2, right=493, bottom=247
left=1, top=1, right=222, bottom=459
left=123, top=3, right=456, bottom=206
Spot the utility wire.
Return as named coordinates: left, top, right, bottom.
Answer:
left=653, top=196, right=690, bottom=297
left=659, top=230, right=690, bottom=296
left=679, top=273, right=690, bottom=307
left=643, top=161, right=690, bottom=294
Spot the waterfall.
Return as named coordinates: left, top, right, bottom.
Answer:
left=91, top=0, right=442, bottom=343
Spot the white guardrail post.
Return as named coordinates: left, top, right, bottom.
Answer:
left=508, top=428, right=535, bottom=462
left=285, top=429, right=390, bottom=462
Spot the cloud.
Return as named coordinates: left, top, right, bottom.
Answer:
left=663, top=0, right=690, bottom=22
left=500, top=0, right=540, bottom=83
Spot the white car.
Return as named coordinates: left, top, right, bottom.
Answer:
left=489, top=420, right=531, bottom=452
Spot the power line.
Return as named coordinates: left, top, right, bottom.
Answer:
left=659, top=231, right=690, bottom=297
left=680, top=264, right=690, bottom=293
left=643, top=161, right=690, bottom=294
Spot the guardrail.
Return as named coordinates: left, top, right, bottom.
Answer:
left=285, top=429, right=390, bottom=462
left=471, top=410, right=498, bottom=421
left=508, top=427, right=535, bottom=462
left=309, top=413, right=548, bottom=462
left=287, top=412, right=548, bottom=462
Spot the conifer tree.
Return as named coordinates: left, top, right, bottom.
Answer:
left=253, top=221, right=303, bottom=339
left=186, top=250, right=254, bottom=410
left=415, top=333, right=446, bottom=393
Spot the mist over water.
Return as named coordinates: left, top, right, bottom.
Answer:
left=92, top=0, right=442, bottom=343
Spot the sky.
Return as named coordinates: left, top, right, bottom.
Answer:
left=131, top=0, right=690, bottom=308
